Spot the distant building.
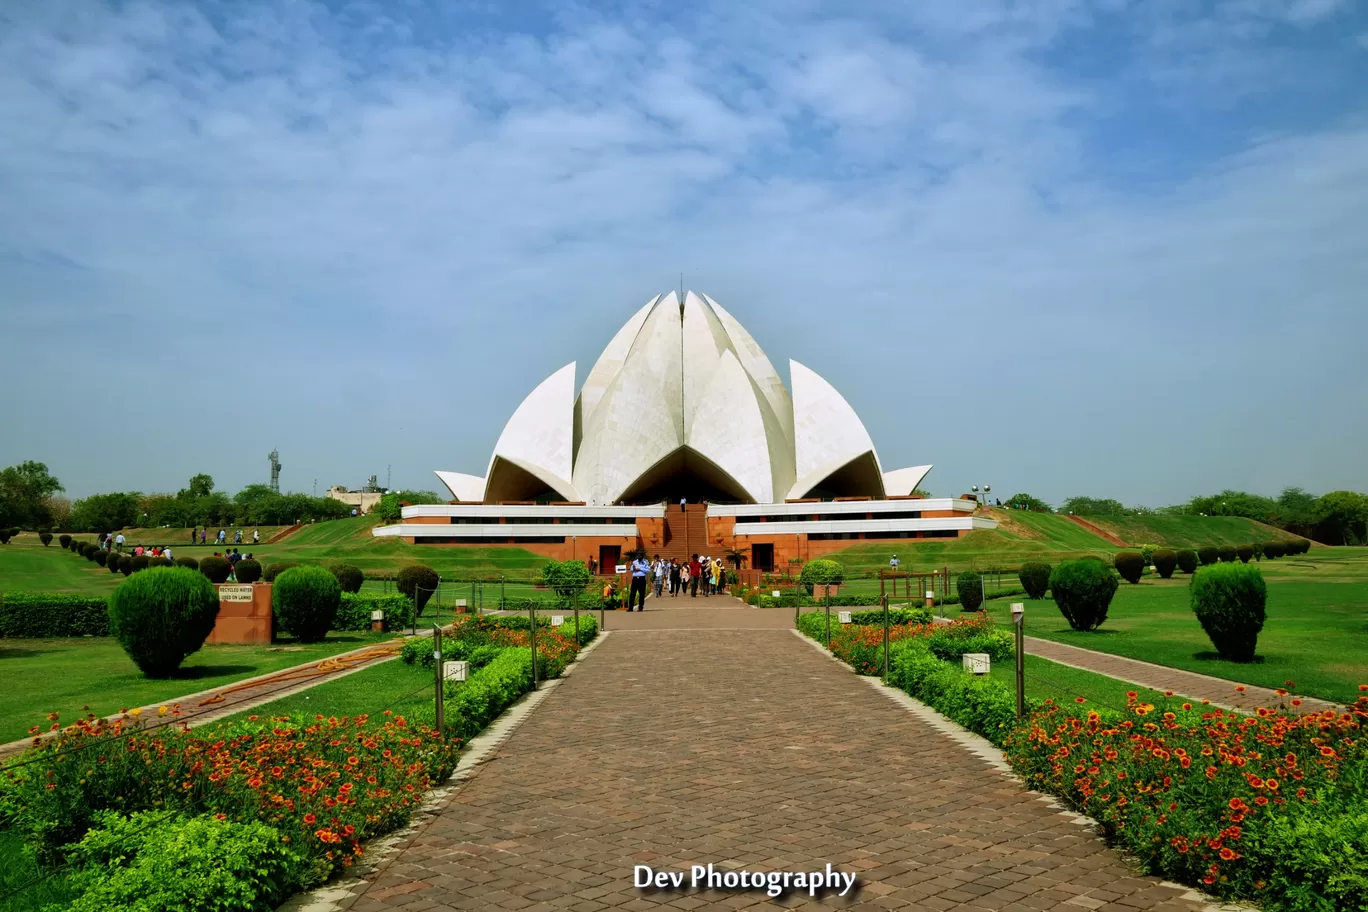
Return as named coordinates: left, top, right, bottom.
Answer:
left=372, top=291, right=996, bottom=572
left=327, top=486, right=383, bottom=515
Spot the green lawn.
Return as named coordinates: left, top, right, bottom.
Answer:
left=219, top=656, right=436, bottom=728
left=988, top=654, right=1175, bottom=714
left=1085, top=514, right=1304, bottom=550
left=0, top=830, right=75, bottom=912
left=984, top=549, right=1368, bottom=705
left=0, top=632, right=392, bottom=744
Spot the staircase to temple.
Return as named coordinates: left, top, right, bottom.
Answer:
left=658, top=504, right=708, bottom=563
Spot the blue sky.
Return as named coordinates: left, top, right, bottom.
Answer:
left=1, top=0, right=1365, bottom=507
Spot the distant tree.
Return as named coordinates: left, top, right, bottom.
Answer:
left=911, top=487, right=932, bottom=498
left=1314, top=491, right=1368, bottom=546
left=1187, top=490, right=1280, bottom=524
left=374, top=491, right=447, bottom=524
left=1060, top=496, right=1126, bottom=516
left=0, top=461, right=64, bottom=530
left=42, top=495, right=72, bottom=530
left=182, top=474, right=215, bottom=499
left=70, top=492, right=140, bottom=532
left=1007, top=493, right=1051, bottom=512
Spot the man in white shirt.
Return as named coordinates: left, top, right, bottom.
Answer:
left=628, top=554, right=651, bottom=611
left=115, top=532, right=125, bottom=552
left=890, top=555, right=900, bottom=571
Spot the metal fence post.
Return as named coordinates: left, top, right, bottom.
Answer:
left=1012, top=603, right=1026, bottom=719
left=433, top=624, right=445, bottom=737
left=824, top=589, right=831, bottom=647
left=529, top=600, right=539, bottom=691
left=499, top=575, right=504, bottom=614
left=881, top=593, right=890, bottom=683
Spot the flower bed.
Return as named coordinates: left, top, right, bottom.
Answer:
left=794, top=606, right=931, bottom=640
left=1005, top=691, right=1368, bottom=910
left=821, top=613, right=1011, bottom=675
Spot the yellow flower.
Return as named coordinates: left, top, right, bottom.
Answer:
left=128, top=707, right=143, bottom=717
left=158, top=706, right=169, bottom=716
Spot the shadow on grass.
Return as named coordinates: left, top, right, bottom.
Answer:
left=0, top=646, right=50, bottom=660
left=1193, top=651, right=1265, bottom=665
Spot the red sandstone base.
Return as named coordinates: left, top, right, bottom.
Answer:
left=207, top=582, right=273, bottom=644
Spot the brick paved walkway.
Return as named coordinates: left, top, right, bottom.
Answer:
left=1023, top=636, right=1342, bottom=715
left=336, top=617, right=1213, bottom=911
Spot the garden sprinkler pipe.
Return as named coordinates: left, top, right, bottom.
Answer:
left=1012, top=602, right=1026, bottom=719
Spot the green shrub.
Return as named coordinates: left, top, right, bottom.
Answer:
left=540, top=559, right=591, bottom=599
left=927, top=626, right=1014, bottom=663
left=397, top=564, right=440, bottom=616
left=1197, top=546, right=1218, bottom=566
left=1290, top=538, right=1310, bottom=555
left=94, top=549, right=109, bottom=567
left=1236, top=544, right=1253, bottom=563
left=107, top=567, right=221, bottom=677
left=795, top=607, right=930, bottom=640
left=1190, top=563, right=1266, bottom=662
left=0, top=529, right=10, bottom=544
left=336, top=593, right=412, bottom=631
left=1139, top=544, right=1156, bottom=566
left=234, top=558, right=262, bottom=583
left=61, top=810, right=302, bottom=912
left=798, top=559, right=845, bottom=594
left=264, top=561, right=299, bottom=582
left=129, top=554, right=150, bottom=573
left=199, top=555, right=232, bottom=584
left=273, top=566, right=341, bottom=643
left=443, top=648, right=534, bottom=742
left=58, top=533, right=72, bottom=549
left=888, top=639, right=1019, bottom=746
left=149, top=556, right=174, bottom=569
left=0, top=593, right=110, bottom=637
left=1151, top=549, right=1176, bottom=579
left=956, top=570, right=983, bottom=611
left=1217, top=545, right=1237, bottom=563
left=1113, top=551, right=1144, bottom=584
left=39, top=531, right=53, bottom=546
left=329, top=563, right=364, bottom=593
left=117, top=554, right=133, bottom=576
left=108, top=554, right=122, bottom=573
left=1049, top=559, right=1118, bottom=631
left=1175, top=549, right=1198, bottom=574
left=81, top=543, right=96, bottom=560
left=176, top=556, right=199, bottom=570
left=1017, top=562, right=1051, bottom=599
left=1263, top=540, right=1285, bottom=559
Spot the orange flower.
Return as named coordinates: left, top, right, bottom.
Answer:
left=1219, top=848, right=1238, bottom=861
left=1075, top=697, right=1086, bottom=704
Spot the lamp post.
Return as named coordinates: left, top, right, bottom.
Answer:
left=971, top=484, right=992, bottom=507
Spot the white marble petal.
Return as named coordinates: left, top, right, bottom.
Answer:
left=687, top=350, right=774, bottom=503
left=486, top=362, right=578, bottom=500
left=882, top=465, right=934, bottom=496
left=434, top=471, right=486, bottom=502
left=577, top=294, right=660, bottom=427
left=788, top=359, right=884, bottom=499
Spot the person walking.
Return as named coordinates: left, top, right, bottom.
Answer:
left=217, top=528, right=226, bottom=545
left=669, top=559, right=680, bottom=596
left=234, top=529, right=242, bottom=545
left=252, top=528, right=259, bottom=544
left=652, top=555, right=666, bottom=598
left=164, top=546, right=173, bottom=561
left=115, top=532, right=125, bottom=552
left=689, top=554, right=701, bottom=597
left=890, top=554, right=900, bottom=571
left=200, top=528, right=207, bottom=544
left=628, top=553, right=650, bottom=612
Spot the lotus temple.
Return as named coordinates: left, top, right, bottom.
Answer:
left=373, top=291, right=997, bottom=571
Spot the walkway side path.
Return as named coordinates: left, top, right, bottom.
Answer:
left=1024, top=635, right=1343, bottom=715
left=0, top=635, right=419, bottom=762
left=338, top=626, right=1213, bottom=911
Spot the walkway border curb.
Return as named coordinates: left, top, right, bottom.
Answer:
left=787, top=629, right=1252, bottom=912
left=278, top=630, right=612, bottom=912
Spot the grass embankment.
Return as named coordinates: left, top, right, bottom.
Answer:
left=221, top=657, right=435, bottom=727
left=1085, top=514, right=1305, bottom=549
left=983, top=548, right=1368, bottom=705
left=0, top=632, right=391, bottom=744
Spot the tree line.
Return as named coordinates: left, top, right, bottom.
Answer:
left=1005, top=488, right=1368, bottom=545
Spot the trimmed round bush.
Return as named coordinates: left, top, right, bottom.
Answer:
left=263, top=562, right=299, bottom=582
left=235, top=558, right=263, bottom=583
left=107, top=566, right=221, bottom=677
left=1197, top=546, right=1218, bottom=566
left=0, top=530, right=10, bottom=545
left=1217, top=545, right=1237, bottom=563
left=84, top=544, right=99, bottom=562
left=956, top=570, right=983, bottom=612
left=149, top=556, right=174, bottom=569
left=329, top=563, right=364, bottom=594
left=94, top=550, right=109, bottom=567
left=1190, top=563, right=1267, bottom=662
left=799, top=559, right=845, bottom=595
left=175, top=556, right=199, bottom=570
left=1018, top=562, right=1051, bottom=599
left=397, top=564, right=441, bottom=616
left=1049, top=559, right=1119, bottom=631
left=1113, top=551, right=1144, bottom=584
left=1176, top=549, right=1198, bottom=574
left=1262, top=541, right=1285, bottom=559
left=117, top=554, right=133, bottom=576
left=129, top=554, right=150, bottom=573
left=1152, top=549, right=1177, bottom=579
left=273, top=566, right=341, bottom=643
left=108, top=554, right=122, bottom=574
left=1236, top=544, right=1253, bottom=564
left=58, top=534, right=72, bottom=549
left=39, top=531, right=52, bottom=546
left=198, top=555, right=231, bottom=584
left=1292, top=538, right=1310, bottom=555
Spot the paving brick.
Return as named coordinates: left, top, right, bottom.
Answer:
left=335, top=618, right=1212, bottom=910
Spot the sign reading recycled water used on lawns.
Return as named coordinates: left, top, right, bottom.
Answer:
left=838, top=611, right=852, bottom=624
left=219, top=585, right=254, bottom=602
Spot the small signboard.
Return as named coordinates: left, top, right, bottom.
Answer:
left=772, top=590, right=782, bottom=598
left=455, top=599, right=467, bottom=608
left=838, top=611, right=852, bottom=624
left=551, top=615, right=565, bottom=626
left=615, top=564, right=627, bottom=574
left=443, top=660, right=469, bottom=682
left=219, top=585, right=253, bottom=603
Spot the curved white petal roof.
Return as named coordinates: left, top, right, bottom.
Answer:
left=438, top=293, right=923, bottom=506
